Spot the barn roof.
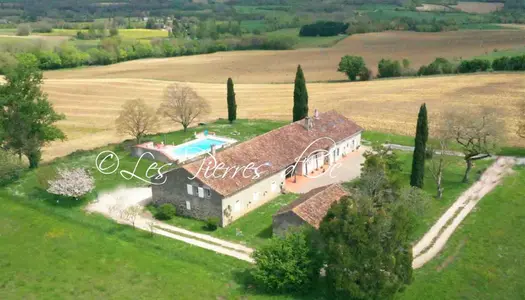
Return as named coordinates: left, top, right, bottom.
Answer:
left=274, top=184, right=349, bottom=228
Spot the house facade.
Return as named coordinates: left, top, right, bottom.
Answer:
left=151, top=110, right=363, bottom=227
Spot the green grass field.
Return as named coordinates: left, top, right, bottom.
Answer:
left=362, top=131, right=525, bottom=157
left=1, top=119, right=522, bottom=299
left=474, top=46, right=525, bottom=60
left=398, top=167, right=525, bottom=300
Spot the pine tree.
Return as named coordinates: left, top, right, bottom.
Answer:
left=293, top=65, right=309, bottom=122
left=410, top=103, right=429, bottom=188
left=227, top=78, right=237, bottom=124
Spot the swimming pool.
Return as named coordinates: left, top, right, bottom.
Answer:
left=169, top=137, right=228, bottom=158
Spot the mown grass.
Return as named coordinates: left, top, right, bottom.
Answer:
left=0, top=118, right=521, bottom=299
left=0, top=119, right=297, bottom=300
left=362, top=130, right=525, bottom=157
left=148, top=193, right=299, bottom=248
left=398, top=167, right=525, bottom=300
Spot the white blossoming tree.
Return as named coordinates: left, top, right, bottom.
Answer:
left=47, top=168, right=95, bottom=200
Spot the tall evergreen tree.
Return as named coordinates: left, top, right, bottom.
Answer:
left=410, top=103, right=429, bottom=188
left=227, top=78, right=237, bottom=124
left=293, top=65, right=308, bottom=122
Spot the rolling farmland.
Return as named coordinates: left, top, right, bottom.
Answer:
left=41, top=73, right=525, bottom=160
left=44, top=30, right=525, bottom=83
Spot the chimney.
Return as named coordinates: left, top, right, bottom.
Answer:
left=304, top=117, right=313, bottom=131
left=210, top=145, right=216, bottom=156
left=314, top=109, right=319, bottom=119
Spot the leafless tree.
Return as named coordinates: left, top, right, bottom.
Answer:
left=428, top=138, right=452, bottom=199
left=158, top=83, right=211, bottom=132
left=442, top=108, right=504, bottom=183
left=518, top=100, right=525, bottom=139
left=123, top=205, right=142, bottom=228
left=115, top=98, right=159, bottom=144
left=147, top=221, right=156, bottom=237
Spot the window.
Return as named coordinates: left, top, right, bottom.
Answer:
left=198, top=187, right=204, bottom=198
left=271, top=181, right=277, bottom=192
left=205, top=188, right=211, bottom=198
left=186, top=184, right=193, bottom=195
left=186, top=201, right=191, bottom=210
left=234, top=200, right=241, bottom=212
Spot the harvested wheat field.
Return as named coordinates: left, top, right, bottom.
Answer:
left=44, top=30, right=525, bottom=84
left=41, top=73, right=525, bottom=160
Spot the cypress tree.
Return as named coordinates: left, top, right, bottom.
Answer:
left=227, top=77, right=237, bottom=124
left=410, top=103, right=429, bottom=188
left=293, top=65, right=309, bottom=122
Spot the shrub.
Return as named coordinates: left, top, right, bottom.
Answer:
left=299, top=21, right=349, bottom=37
left=16, top=24, right=31, bottom=36
left=418, top=57, right=457, bottom=76
left=155, top=203, right=176, bottom=220
left=251, top=228, right=321, bottom=293
left=457, top=58, right=491, bottom=73
left=0, top=52, right=18, bottom=74
left=378, top=58, right=402, bottom=78
left=36, top=51, right=62, bottom=70
left=0, top=150, right=25, bottom=186
left=32, top=21, right=53, bottom=33
left=205, top=217, right=220, bottom=231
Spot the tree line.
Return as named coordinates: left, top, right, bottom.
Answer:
left=0, top=34, right=297, bottom=74
left=336, top=54, right=525, bottom=82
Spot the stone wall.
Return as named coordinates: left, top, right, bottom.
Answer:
left=272, top=211, right=307, bottom=236
left=151, top=168, right=224, bottom=224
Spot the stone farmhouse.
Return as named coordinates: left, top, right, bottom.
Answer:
left=272, top=183, right=349, bottom=235
left=151, top=110, right=363, bottom=227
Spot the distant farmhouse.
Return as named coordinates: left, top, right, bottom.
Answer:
left=152, top=110, right=363, bottom=227
left=272, top=183, right=349, bottom=236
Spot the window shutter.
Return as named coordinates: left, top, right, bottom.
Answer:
left=198, top=187, right=204, bottom=198
left=186, top=201, right=191, bottom=210
left=187, top=184, right=193, bottom=195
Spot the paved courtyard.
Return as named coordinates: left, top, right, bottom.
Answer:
left=285, top=147, right=367, bottom=194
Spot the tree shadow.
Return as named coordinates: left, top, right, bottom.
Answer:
left=231, top=268, right=326, bottom=300
left=28, top=187, right=90, bottom=208
left=256, top=225, right=273, bottom=239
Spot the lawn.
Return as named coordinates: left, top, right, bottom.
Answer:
left=394, top=151, right=492, bottom=241
left=398, top=167, right=525, bottom=300
left=148, top=194, right=299, bottom=248
left=0, top=119, right=298, bottom=299
left=362, top=130, right=525, bottom=157
left=0, top=119, right=521, bottom=298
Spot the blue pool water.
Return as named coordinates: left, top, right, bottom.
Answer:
left=170, top=138, right=227, bottom=157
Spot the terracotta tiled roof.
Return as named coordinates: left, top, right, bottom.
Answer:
left=182, top=110, right=363, bottom=197
left=275, top=184, right=349, bottom=228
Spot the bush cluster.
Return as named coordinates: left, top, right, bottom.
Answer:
left=492, top=55, right=525, bottom=71
left=0, top=150, right=25, bottom=186
left=154, top=203, right=177, bottom=220
left=299, top=21, right=349, bottom=37
left=205, top=217, right=220, bottom=231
